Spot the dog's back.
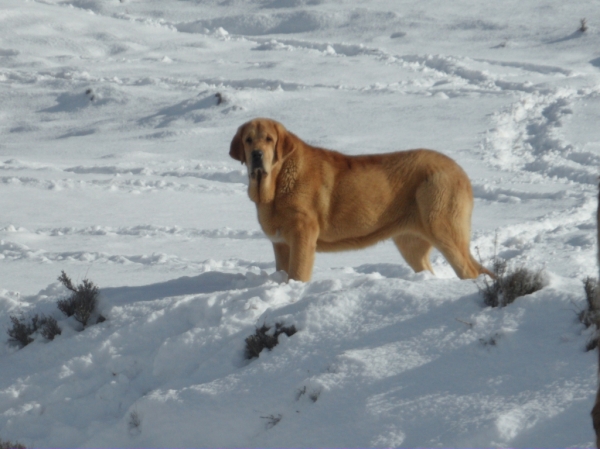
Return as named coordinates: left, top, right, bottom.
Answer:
left=305, top=147, right=471, bottom=237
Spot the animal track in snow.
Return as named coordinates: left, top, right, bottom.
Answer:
left=0, top=175, right=242, bottom=193
left=0, top=158, right=247, bottom=194
left=64, top=164, right=246, bottom=184
left=29, top=225, right=265, bottom=240
left=0, top=237, right=270, bottom=270
left=482, top=88, right=599, bottom=185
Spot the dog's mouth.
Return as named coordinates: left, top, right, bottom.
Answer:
left=250, top=149, right=268, bottom=181
left=251, top=167, right=267, bottom=181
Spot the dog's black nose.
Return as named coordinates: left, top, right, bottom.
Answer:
left=251, top=150, right=263, bottom=164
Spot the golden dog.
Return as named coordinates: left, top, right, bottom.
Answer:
left=230, top=118, right=492, bottom=282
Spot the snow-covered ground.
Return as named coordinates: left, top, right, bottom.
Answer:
left=1, top=0, right=599, bottom=446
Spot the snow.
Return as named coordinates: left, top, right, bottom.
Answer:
left=0, top=0, right=599, bottom=446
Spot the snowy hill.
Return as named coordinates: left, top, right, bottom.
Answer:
left=0, top=0, right=599, bottom=447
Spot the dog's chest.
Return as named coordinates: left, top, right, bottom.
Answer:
left=256, top=204, right=285, bottom=243
left=264, top=228, right=285, bottom=243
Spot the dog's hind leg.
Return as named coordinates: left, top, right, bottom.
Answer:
left=392, top=234, right=434, bottom=274
left=428, top=216, right=492, bottom=279
left=415, top=174, right=488, bottom=279
left=426, top=212, right=483, bottom=279
left=433, top=240, right=482, bottom=279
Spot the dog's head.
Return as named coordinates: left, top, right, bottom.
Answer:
left=229, top=118, right=296, bottom=203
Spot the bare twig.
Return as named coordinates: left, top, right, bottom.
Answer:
left=455, top=318, right=473, bottom=328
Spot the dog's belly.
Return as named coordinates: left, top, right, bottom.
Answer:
left=316, top=223, right=401, bottom=252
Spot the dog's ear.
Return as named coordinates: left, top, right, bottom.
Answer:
left=229, top=124, right=246, bottom=164
left=274, top=121, right=297, bottom=163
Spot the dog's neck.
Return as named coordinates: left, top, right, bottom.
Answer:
left=276, top=156, right=298, bottom=194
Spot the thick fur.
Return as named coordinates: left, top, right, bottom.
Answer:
left=230, top=118, right=493, bottom=282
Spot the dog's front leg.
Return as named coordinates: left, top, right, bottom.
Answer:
left=287, top=220, right=318, bottom=282
left=273, top=243, right=290, bottom=274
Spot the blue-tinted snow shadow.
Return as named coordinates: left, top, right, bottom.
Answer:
left=102, top=271, right=275, bottom=305
left=176, top=12, right=323, bottom=35
left=262, top=0, right=324, bottom=8
left=547, top=31, right=585, bottom=44
left=354, top=263, right=415, bottom=279
left=40, top=91, right=107, bottom=113
left=58, top=129, right=96, bottom=139
left=138, top=94, right=219, bottom=128
left=591, top=57, right=600, bottom=68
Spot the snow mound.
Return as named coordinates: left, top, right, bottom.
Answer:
left=0, top=271, right=594, bottom=447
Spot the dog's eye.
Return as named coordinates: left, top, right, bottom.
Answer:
left=245, top=137, right=252, bottom=144
left=266, top=136, right=273, bottom=142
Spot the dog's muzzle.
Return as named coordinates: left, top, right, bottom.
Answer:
left=251, top=150, right=266, bottom=179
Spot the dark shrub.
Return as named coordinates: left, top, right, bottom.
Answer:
left=0, top=437, right=26, bottom=449
left=7, top=316, right=34, bottom=347
left=245, top=323, right=297, bottom=359
left=7, top=314, right=61, bottom=347
left=479, top=257, right=546, bottom=308
left=39, top=316, right=62, bottom=341
left=57, top=271, right=101, bottom=327
left=580, top=277, right=600, bottom=351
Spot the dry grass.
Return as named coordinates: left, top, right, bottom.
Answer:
left=128, top=410, right=142, bottom=435
left=478, top=257, right=547, bottom=308
left=260, top=414, right=282, bottom=429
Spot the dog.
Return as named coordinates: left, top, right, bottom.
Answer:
left=229, top=118, right=492, bottom=282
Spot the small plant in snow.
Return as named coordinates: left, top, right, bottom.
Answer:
left=479, top=333, right=501, bottom=347
left=477, top=241, right=546, bottom=308
left=39, top=316, right=62, bottom=341
left=85, top=88, right=95, bottom=102
left=0, top=436, right=26, bottom=449
left=579, top=277, right=600, bottom=350
left=296, top=386, right=307, bottom=401
left=57, top=271, right=104, bottom=327
left=296, top=385, right=321, bottom=403
left=7, top=316, right=35, bottom=347
left=245, top=323, right=297, bottom=359
left=260, top=414, right=282, bottom=429
left=580, top=18, right=588, bottom=32
left=308, top=389, right=321, bottom=403
left=7, top=314, right=62, bottom=348
left=580, top=277, right=600, bottom=326
left=128, top=411, right=142, bottom=435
